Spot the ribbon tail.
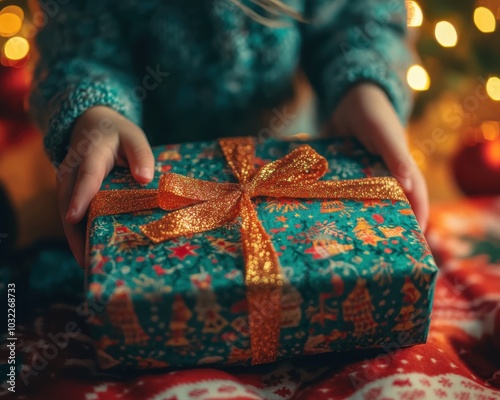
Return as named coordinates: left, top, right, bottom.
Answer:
left=140, top=191, right=241, bottom=243
left=239, top=195, right=282, bottom=365
left=88, top=189, right=159, bottom=227
left=256, top=177, right=408, bottom=202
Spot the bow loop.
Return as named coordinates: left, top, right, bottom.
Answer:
left=248, top=145, right=328, bottom=197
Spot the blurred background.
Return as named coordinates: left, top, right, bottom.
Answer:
left=0, top=0, right=500, bottom=253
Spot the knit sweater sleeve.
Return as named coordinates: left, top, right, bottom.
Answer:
left=30, top=1, right=141, bottom=165
left=300, top=0, right=412, bottom=124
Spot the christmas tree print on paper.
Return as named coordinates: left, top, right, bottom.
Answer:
left=353, top=218, right=385, bottom=246
left=106, top=286, right=150, bottom=345
left=190, top=269, right=228, bottom=334
left=342, top=279, right=378, bottom=338
left=166, top=294, right=192, bottom=347
left=392, top=277, right=422, bottom=332
left=108, top=219, right=149, bottom=252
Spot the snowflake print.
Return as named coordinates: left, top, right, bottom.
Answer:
left=329, top=158, right=362, bottom=179
left=263, top=374, right=284, bottom=387
left=438, top=377, right=452, bottom=388
left=461, top=380, right=484, bottom=391
left=434, top=388, right=448, bottom=398
left=274, top=386, right=292, bottom=398
left=91, top=217, right=112, bottom=237
left=419, top=378, right=431, bottom=387
left=264, top=199, right=307, bottom=213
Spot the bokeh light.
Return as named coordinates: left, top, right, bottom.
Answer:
left=435, top=21, right=458, bottom=47
left=481, top=122, right=499, bottom=141
left=486, top=77, right=500, bottom=101
left=0, top=13, right=22, bottom=37
left=0, top=5, right=24, bottom=19
left=407, top=64, right=430, bottom=91
left=473, top=7, right=496, bottom=33
left=3, top=36, right=29, bottom=61
left=407, top=1, right=423, bottom=27
left=484, top=138, right=500, bottom=168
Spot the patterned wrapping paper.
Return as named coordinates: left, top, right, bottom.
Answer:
left=86, top=137, right=438, bottom=370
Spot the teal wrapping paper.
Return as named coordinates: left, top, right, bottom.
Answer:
left=86, top=137, right=438, bottom=370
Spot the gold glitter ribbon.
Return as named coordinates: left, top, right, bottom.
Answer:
left=88, top=136, right=408, bottom=365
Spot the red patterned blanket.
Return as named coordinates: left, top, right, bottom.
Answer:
left=2, top=197, right=500, bottom=399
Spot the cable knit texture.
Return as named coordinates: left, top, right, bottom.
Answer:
left=30, top=0, right=411, bottom=164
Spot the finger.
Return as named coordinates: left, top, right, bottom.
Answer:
left=351, top=102, right=412, bottom=189
left=66, top=149, right=112, bottom=224
left=350, top=103, right=429, bottom=230
left=403, top=166, right=429, bottom=231
left=57, top=164, right=86, bottom=266
left=121, top=129, right=155, bottom=184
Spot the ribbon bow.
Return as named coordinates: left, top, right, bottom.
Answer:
left=88, top=137, right=407, bottom=364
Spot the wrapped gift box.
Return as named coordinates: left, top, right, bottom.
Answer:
left=85, top=136, right=438, bottom=370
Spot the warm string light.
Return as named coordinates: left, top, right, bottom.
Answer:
left=486, top=77, right=500, bottom=101
left=435, top=21, right=458, bottom=47
left=407, top=65, right=430, bottom=91
left=0, top=5, right=29, bottom=65
left=474, top=7, right=496, bottom=33
left=0, top=5, right=23, bottom=37
left=3, top=36, right=29, bottom=61
left=407, top=1, right=423, bottom=27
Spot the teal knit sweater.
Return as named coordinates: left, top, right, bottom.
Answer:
left=30, top=0, right=411, bottom=164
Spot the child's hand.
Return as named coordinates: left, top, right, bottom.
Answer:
left=331, top=84, right=429, bottom=231
left=57, top=106, right=155, bottom=266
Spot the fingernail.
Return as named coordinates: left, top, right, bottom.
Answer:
left=136, top=167, right=153, bottom=181
left=401, top=177, right=413, bottom=192
left=66, top=208, right=77, bottom=221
